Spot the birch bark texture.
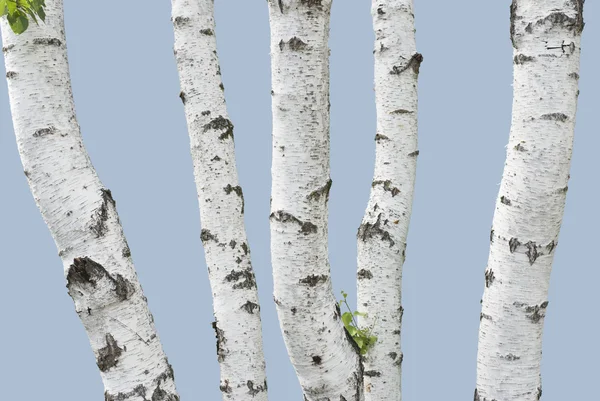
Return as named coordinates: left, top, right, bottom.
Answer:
left=1, top=2, right=179, bottom=400
left=267, top=1, right=363, bottom=400
left=356, top=1, right=420, bottom=400
left=476, top=1, right=583, bottom=400
left=171, top=1, right=268, bottom=400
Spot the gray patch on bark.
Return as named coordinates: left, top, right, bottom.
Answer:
left=2, top=44, right=15, bottom=53
left=514, top=143, right=527, bottom=151
left=357, top=269, right=373, bottom=280
left=509, top=237, right=521, bottom=253
left=90, top=189, right=115, bottom=238
left=5, top=71, right=17, bottom=79
left=299, top=274, right=328, bottom=287
left=357, top=213, right=395, bottom=248
left=500, top=196, right=511, bottom=206
left=300, top=0, right=323, bottom=9
left=372, top=180, right=400, bottom=197
left=534, top=11, right=584, bottom=34
left=247, top=380, right=268, bottom=396
left=212, top=321, right=228, bottom=362
left=200, top=29, right=214, bottom=35
left=200, top=229, right=218, bottom=243
left=541, top=113, right=568, bottom=122
left=224, top=184, right=245, bottom=213
left=390, top=53, right=423, bottom=75
left=225, top=269, right=257, bottom=289
left=97, top=334, right=123, bottom=372
left=33, top=126, right=56, bottom=137
left=502, top=353, right=521, bottom=361
left=172, top=16, right=190, bottom=26
left=203, top=116, right=234, bottom=140
left=270, top=210, right=318, bottom=235
left=219, top=380, right=232, bottom=393
left=280, top=36, right=308, bottom=51
left=485, top=268, right=495, bottom=288
left=525, top=241, right=539, bottom=264
left=151, top=384, right=179, bottom=401
left=307, top=179, right=333, bottom=202
left=33, top=38, right=62, bottom=46
left=241, top=300, right=260, bottom=314
left=514, top=54, right=534, bottom=64
left=364, top=370, right=381, bottom=377
left=67, top=257, right=133, bottom=302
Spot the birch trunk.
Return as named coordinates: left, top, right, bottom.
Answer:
left=1, top=2, right=179, bottom=400
left=476, top=1, right=583, bottom=400
left=170, top=1, right=268, bottom=400
left=356, top=2, right=420, bottom=400
left=267, top=1, right=363, bottom=400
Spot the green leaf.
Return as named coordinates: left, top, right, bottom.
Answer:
left=341, top=290, right=347, bottom=299
left=0, top=0, right=8, bottom=17
left=353, top=311, right=366, bottom=317
left=6, top=0, right=16, bottom=13
left=346, top=326, right=357, bottom=336
left=7, top=10, right=28, bottom=34
left=341, top=312, right=353, bottom=326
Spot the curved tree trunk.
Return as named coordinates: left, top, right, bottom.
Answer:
left=356, top=1, right=420, bottom=400
left=1, top=2, right=180, bottom=400
left=170, top=1, right=268, bottom=400
left=476, top=2, right=584, bottom=400
left=267, top=1, right=363, bottom=400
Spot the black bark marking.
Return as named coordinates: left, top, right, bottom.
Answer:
left=241, top=242, right=249, bottom=255
left=375, top=134, right=390, bottom=141
left=537, top=386, right=543, bottom=400
left=312, top=355, right=322, bottom=365
left=502, top=353, right=521, bottom=361
left=219, top=83, right=225, bottom=91
left=241, top=300, right=260, bottom=314
left=33, top=126, right=56, bottom=137
left=514, top=54, right=534, bottom=64
left=203, top=116, right=234, bottom=140
left=357, top=213, right=395, bottom=248
left=408, top=150, right=420, bottom=157
left=33, top=38, right=62, bottom=46
left=224, top=184, right=245, bottom=213
left=270, top=210, right=318, bottom=235
left=509, top=237, right=521, bottom=253
left=90, top=189, right=115, bottom=238
left=2, top=44, right=15, bottom=53
left=151, top=384, right=179, bottom=401
left=201, top=110, right=211, bottom=116
left=334, top=303, right=341, bottom=320
left=510, top=0, right=518, bottom=48
left=480, top=313, right=493, bottom=322
left=391, top=109, right=413, bottom=114
left=179, top=91, right=186, bottom=104
left=525, top=241, right=539, bottom=265
left=390, top=53, right=423, bottom=75
left=546, top=240, right=556, bottom=254
left=5, top=71, right=17, bottom=79
left=490, top=228, right=494, bottom=243
left=291, top=306, right=297, bottom=314
left=541, top=113, right=568, bottom=122
left=122, top=244, right=131, bottom=258
left=500, top=196, right=512, bottom=206
left=200, top=29, right=214, bottom=35
left=280, top=37, right=308, bottom=51
left=388, top=352, right=398, bottom=360
left=534, top=11, right=584, bottom=34
left=300, top=0, right=323, bottom=9
left=212, top=321, right=227, bottom=362
left=225, top=269, right=257, bottom=290
left=372, top=180, right=400, bottom=197
left=97, top=334, right=123, bottom=372
left=229, top=240, right=237, bottom=249
left=307, top=179, right=333, bottom=202
left=278, top=0, right=284, bottom=13
left=67, top=257, right=133, bottom=302
left=299, top=274, right=328, bottom=287
left=515, top=301, right=549, bottom=323
left=200, top=229, right=218, bottom=243
left=514, top=143, right=527, bottom=151
left=364, top=370, right=381, bottom=377
left=172, top=16, right=190, bottom=26
left=247, top=380, right=268, bottom=396
left=219, top=380, right=232, bottom=393
left=569, top=72, right=580, bottom=79
left=485, top=268, right=495, bottom=288
left=357, top=269, right=373, bottom=280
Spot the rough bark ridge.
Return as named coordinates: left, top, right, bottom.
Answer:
left=267, top=1, right=363, bottom=400
left=1, top=2, right=179, bottom=400
left=476, top=1, right=583, bottom=400
left=356, top=2, right=420, bottom=400
left=171, top=1, right=268, bottom=400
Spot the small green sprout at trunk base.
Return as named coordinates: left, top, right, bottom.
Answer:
left=1, top=0, right=46, bottom=34
left=339, top=290, right=377, bottom=355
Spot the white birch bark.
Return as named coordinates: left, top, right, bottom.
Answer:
left=356, top=2, right=420, bottom=400
left=267, top=1, right=363, bottom=400
left=1, top=2, right=179, bottom=400
left=170, top=1, right=268, bottom=400
left=476, top=1, right=583, bottom=400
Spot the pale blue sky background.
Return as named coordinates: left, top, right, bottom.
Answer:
left=1, top=1, right=598, bottom=400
